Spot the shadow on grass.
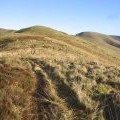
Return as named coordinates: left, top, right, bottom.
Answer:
left=105, top=81, right=120, bottom=90
left=30, top=58, right=86, bottom=110
left=92, top=91, right=120, bottom=120
left=0, top=38, right=14, bottom=49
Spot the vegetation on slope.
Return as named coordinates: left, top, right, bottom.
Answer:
left=0, top=28, right=15, bottom=37
left=0, top=26, right=120, bottom=120
left=16, top=26, right=68, bottom=39
left=76, top=32, right=120, bottom=48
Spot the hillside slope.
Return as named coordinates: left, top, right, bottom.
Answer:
left=0, top=26, right=120, bottom=120
left=76, top=32, right=120, bottom=48
left=111, top=35, right=120, bottom=41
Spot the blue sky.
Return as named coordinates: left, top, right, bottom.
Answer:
left=0, top=0, right=120, bottom=35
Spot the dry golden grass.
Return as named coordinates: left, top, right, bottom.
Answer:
left=0, top=26, right=120, bottom=120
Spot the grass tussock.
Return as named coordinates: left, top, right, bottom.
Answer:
left=0, top=63, right=36, bottom=120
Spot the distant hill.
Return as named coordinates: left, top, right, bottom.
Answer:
left=16, top=25, right=68, bottom=38
left=76, top=31, right=120, bottom=48
left=0, top=28, right=15, bottom=36
left=76, top=32, right=111, bottom=40
left=111, top=35, right=120, bottom=41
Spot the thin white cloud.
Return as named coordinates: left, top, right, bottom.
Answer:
left=107, top=14, right=119, bottom=20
